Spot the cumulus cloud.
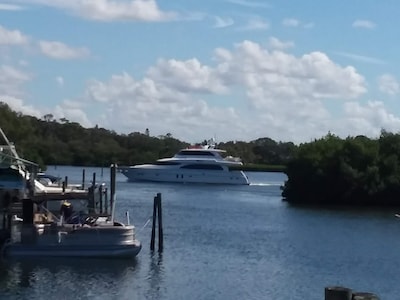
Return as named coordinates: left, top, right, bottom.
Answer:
left=282, top=18, right=313, bottom=29
left=268, top=37, right=294, bottom=50
left=378, top=74, right=399, bottom=96
left=82, top=72, right=242, bottom=140
left=0, top=4, right=25, bottom=10
left=53, top=101, right=92, bottom=127
left=352, top=19, right=376, bottom=29
left=214, top=16, right=234, bottom=28
left=74, top=40, right=373, bottom=143
left=38, top=41, right=90, bottom=59
left=15, top=0, right=177, bottom=22
left=0, top=65, right=31, bottom=97
left=0, top=25, right=29, bottom=45
left=239, top=17, right=269, bottom=31
left=334, top=52, right=385, bottom=65
left=0, top=95, right=42, bottom=117
left=342, top=101, right=400, bottom=136
left=225, top=0, right=270, bottom=8
left=56, top=76, right=64, bottom=87
left=147, top=58, right=228, bottom=94
left=282, top=18, right=299, bottom=27
left=216, top=40, right=366, bottom=101
left=2, top=31, right=390, bottom=143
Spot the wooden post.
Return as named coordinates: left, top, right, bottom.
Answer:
left=150, top=193, right=164, bottom=252
left=65, top=176, right=68, bottom=189
left=88, top=172, right=96, bottom=214
left=21, top=198, right=36, bottom=244
left=82, top=169, right=85, bottom=190
left=110, top=164, right=116, bottom=215
left=104, top=187, right=108, bottom=214
left=92, top=172, right=96, bottom=187
left=325, top=287, right=352, bottom=300
left=99, top=184, right=103, bottom=214
left=62, top=181, right=66, bottom=193
left=157, top=193, right=163, bottom=252
left=150, top=195, right=157, bottom=251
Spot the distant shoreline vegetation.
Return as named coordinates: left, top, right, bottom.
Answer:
left=281, top=131, right=400, bottom=206
left=4, top=102, right=400, bottom=207
left=0, top=102, right=295, bottom=170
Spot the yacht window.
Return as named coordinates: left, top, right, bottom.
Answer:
left=154, top=161, right=181, bottom=165
left=178, top=150, right=215, bottom=156
left=180, top=164, right=223, bottom=170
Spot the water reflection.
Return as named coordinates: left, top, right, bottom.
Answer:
left=146, top=252, right=165, bottom=299
left=0, top=258, right=139, bottom=299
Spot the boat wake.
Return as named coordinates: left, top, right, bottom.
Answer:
left=249, top=182, right=283, bottom=187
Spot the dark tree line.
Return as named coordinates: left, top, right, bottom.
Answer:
left=0, top=102, right=295, bottom=169
left=282, top=131, right=400, bottom=206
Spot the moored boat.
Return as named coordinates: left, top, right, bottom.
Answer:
left=119, top=139, right=249, bottom=185
left=4, top=215, right=141, bottom=258
left=0, top=128, right=141, bottom=259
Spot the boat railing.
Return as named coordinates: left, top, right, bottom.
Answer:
left=224, top=155, right=242, bottom=163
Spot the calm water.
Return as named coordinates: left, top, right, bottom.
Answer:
left=0, top=166, right=398, bottom=299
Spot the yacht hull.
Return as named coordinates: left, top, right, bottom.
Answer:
left=4, top=224, right=142, bottom=259
left=120, top=167, right=249, bottom=185
left=5, top=242, right=142, bottom=258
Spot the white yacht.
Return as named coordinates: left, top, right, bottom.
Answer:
left=119, top=141, right=249, bottom=185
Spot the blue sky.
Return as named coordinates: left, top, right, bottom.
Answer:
left=1, top=0, right=400, bottom=143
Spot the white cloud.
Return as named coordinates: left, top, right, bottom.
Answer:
left=54, top=101, right=92, bottom=127
left=214, top=16, right=234, bottom=28
left=0, top=95, right=42, bottom=117
left=0, top=25, right=29, bottom=45
left=342, top=101, right=400, bottom=136
left=303, top=22, right=314, bottom=29
left=18, top=60, right=29, bottom=66
left=378, top=74, right=399, bottom=96
left=218, top=41, right=366, bottom=100
left=16, top=0, right=177, bottom=22
left=268, top=37, right=294, bottom=50
left=0, top=63, right=40, bottom=119
left=56, top=76, right=64, bottom=87
left=0, top=4, right=25, bottom=10
left=82, top=72, right=241, bottom=140
left=352, top=19, right=376, bottom=29
left=334, top=52, right=385, bottom=65
left=74, top=40, right=371, bottom=143
left=0, top=65, right=31, bottom=97
left=282, top=18, right=313, bottom=29
left=282, top=18, right=300, bottom=27
left=38, top=41, right=90, bottom=59
left=225, top=0, right=270, bottom=8
left=147, top=58, right=228, bottom=94
left=239, top=17, right=269, bottom=31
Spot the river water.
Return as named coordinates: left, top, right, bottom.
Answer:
left=0, top=166, right=398, bottom=299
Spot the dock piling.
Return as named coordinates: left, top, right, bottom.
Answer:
left=110, top=164, right=116, bottom=215
left=325, top=286, right=352, bottom=300
left=324, top=287, right=380, bottom=300
left=150, top=193, right=163, bottom=252
left=82, top=169, right=85, bottom=190
left=99, top=184, right=103, bottom=214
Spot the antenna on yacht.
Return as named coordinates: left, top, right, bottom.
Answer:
left=207, top=137, right=216, bottom=149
